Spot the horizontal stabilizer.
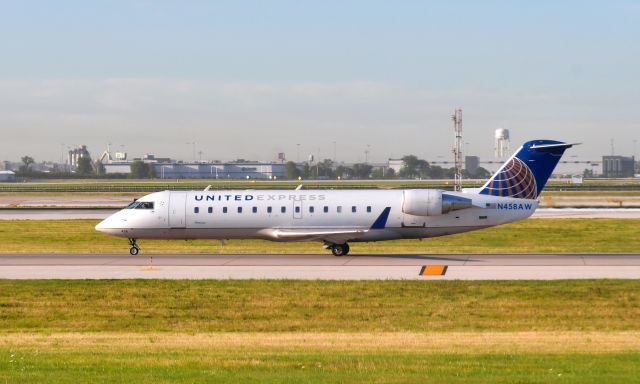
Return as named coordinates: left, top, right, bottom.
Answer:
left=530, top=143, right=580, bottom=150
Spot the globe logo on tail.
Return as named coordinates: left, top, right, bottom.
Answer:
left=483, top=157, right=537, bottom=199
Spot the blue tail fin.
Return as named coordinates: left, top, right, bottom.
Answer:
left=479, top=140, right=575, bottom=199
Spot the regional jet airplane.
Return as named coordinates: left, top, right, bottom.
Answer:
left=96, top=140, right=574, bottom=256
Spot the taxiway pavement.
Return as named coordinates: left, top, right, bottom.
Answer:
left=1, top=253, right=639, bottom=280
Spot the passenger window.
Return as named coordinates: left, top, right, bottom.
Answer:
left=237, top=207, right=242, bottom=213
left=194, top=207, right=199, bottom=214
left=352, top=206, right=357, bottom=213
left=267, top=206, right=272, bottom=214
left=281, top=206, right=286, bottom=213
left=337, top=206, right=342, bottom=213
left=309, top=206, right=314, bottom=213
left=323, top=206, right=328, bottom=213
left=367, top=206, right=372, bottom=213
left=295, top=206, right=300, bottom=213
left=252, top=207, right=257, bottom=213
left=223, top=207, right=228, bottom=213
left=208, top=207, right=213, bottom=214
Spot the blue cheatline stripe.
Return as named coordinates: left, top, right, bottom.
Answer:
left=370, top=207, right=392, bottom=230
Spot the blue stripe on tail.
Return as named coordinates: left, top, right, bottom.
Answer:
left=479, top=140, right=574, bottom=199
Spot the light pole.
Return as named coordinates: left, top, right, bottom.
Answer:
left=296, top=144, right=301, bottom=162
left=210, top=165, right=219, bottom=179
left=364, top=144, right=370, bottom=163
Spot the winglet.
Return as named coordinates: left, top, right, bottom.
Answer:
left=370, top=207, right=391, bottom=229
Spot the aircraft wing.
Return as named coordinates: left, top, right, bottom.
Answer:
left=267, top=228, right=368, bottom=244
left=261, top=207, right=392, bottom=244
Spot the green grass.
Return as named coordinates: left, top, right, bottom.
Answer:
left=0, top=218, right=638, bottom=253
left=0, top=280, right=638, bottom=332
left=1, top=348, right=638, bottom=383
left=0, top=280, right=640, bottom=382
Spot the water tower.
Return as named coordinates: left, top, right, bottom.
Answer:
left=494, top=128, right=510, bottom=158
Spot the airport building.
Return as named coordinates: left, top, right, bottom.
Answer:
left=602, top=155, right=636, bottom=178
left=0, top=170, right=16, bottom=182
left=103, top=159, right=285, bottom=179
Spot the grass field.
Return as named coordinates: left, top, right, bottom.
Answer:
left=0, top=280, right=639, bottom=382
left=0, top=218, right=638, bottom=253
left=0, top=218, right=638, bottom=381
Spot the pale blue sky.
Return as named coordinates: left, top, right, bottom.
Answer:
left=0, top=1, right=638, bottom=163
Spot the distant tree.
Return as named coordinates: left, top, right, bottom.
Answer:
left=301, top=163, right=311, bottom=179
left=583, top=168, right=594, bottom=178
left=335, top=165, right=352, bottom=179
left=130, top=160, right=154, bottom=179
left=385, top=168, right=396, bottom=179
left=429, top=165, right=445, bottom=179
left=371, top=168, right=384, bottom=179
left=464, top=166, right=491, bottom=180
left=76, top=157, right=93, bottom=176
left=148, top=164, right=156, bottom=178
left=95, top=161, right=106, bottom=176
left=351, top=163, right=373, bottom=179
left=398, top=155, right=429, bottom=179
left=476, top=167, right=491, bottom=179
left=284, top=161, right=300, bottom=179
left=21, top=156, right=34, bottom=169
left=317, top=159, right=335, bottom=178
left=18, top=156, right=35, bottom=175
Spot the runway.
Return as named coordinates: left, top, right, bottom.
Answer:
left=1, top=253, right=639, bottom=280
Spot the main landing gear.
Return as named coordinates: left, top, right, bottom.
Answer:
left=128, top=238, right=140, bottom=255
left=328, top=243, right=350, bottom=256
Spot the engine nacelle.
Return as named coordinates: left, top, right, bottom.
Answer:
left=402, top=189, right=473, bottom=216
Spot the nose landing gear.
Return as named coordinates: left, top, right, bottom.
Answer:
left=128, top=238, right=140, bottom=255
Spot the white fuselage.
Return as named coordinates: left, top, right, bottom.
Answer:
left=95, top=189, right=538, bottom=243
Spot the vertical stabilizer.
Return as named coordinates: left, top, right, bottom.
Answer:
left=478, top=140, right=575, bottom=199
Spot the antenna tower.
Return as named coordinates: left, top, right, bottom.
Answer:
left=452, top=108, right=463, bottom=192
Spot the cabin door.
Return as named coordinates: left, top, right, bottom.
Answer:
left=168, top=192, right=187, bottom=228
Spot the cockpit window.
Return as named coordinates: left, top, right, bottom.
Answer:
left=136, top=202, right=154, bottom=209
left=125, top=201, right=140, bottom=209
left=126, top=201, right=154, bottom=209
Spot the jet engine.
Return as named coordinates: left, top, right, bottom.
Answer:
left=402, top=189, right=473, bottom=216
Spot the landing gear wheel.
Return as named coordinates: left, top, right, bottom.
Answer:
left=331, top=243, right=350, bottom=256
left=128, top=238, right=140, bottom=255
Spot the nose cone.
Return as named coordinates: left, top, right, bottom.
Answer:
left=95, top=218, right=108, bottom=233
left=95, top=213, right=124, bottom=236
